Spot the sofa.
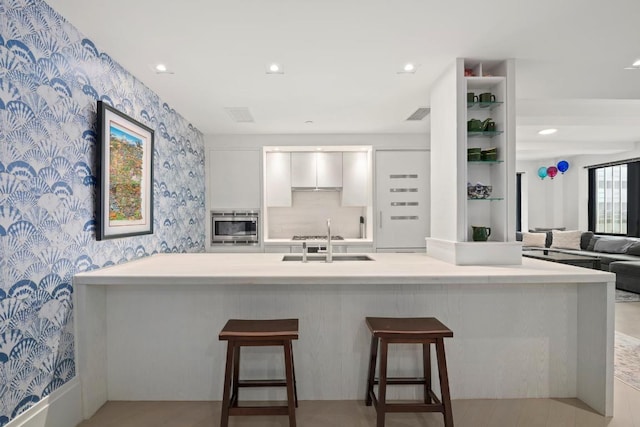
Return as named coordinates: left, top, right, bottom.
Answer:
left=516, top=228, right=640, bottom=293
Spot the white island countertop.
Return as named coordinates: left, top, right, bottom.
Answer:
left=74, top=252, right=614, bottom=286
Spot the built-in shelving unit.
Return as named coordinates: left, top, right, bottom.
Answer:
left=465, top=63, right=508, bottom=244
left=427, top=58, right=519, bottom=265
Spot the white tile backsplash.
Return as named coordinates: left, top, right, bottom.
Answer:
left=268, top=191, right=366, bottom=238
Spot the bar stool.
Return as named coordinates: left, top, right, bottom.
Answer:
left=219, top=318, right=299, bottom=427
left=365, top=317, right=454, bottom=427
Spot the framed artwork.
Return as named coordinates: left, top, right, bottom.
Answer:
left=97, top=101, right=154, bottom=240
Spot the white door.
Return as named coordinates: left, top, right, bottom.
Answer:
left=376, top=150, right=430, bottom=249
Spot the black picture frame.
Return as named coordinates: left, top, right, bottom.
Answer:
left=96, top=101, right=154, bottom=240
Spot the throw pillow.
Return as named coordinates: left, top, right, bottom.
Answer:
left=593, top=238, right=635, bottom=254
left=550, top=230, right=582, bottom=250
left=626, top=241, right=640, bottom=256
left=587, top=236, right=601, bottom=251
left=521, top=232, right=546, bottom=248
left=580, top=231, right=594, bottom=250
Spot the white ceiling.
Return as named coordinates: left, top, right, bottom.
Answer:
left=45, top=0, right=640, bottom=160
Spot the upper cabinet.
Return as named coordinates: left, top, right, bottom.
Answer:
left=342, top=151, right=369, bottom=207
left=265, top=152, right=292, bottom=207
left=209, top=149, right=261, bottom=209
left=291, top=152, right=342, bottom=189
left=317, top=152, right=343, bottom=188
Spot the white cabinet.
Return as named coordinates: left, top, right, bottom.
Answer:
left=209, top=149, right=261, bottom=208
left=265, top=152, right=291, bottom=207
left=291, top=153, right=317, bottom=188
left=317, top=152, right=342, bottom=187
left=342, top=151, right=369, bottom=206
left=375, top=150, right=430, bottom=250
left=291, top=152, right=342, bottom=189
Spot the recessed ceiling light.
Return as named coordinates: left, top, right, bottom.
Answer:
left=305, top=120, right=314, bottom=124
left=633, top=59, right=640, bottom=67
left=538, top=128, right=558, bottom=135
left=266, top=63, right=284, bottom=74
left=152, top=63, right=174, bottom=74
left=398, top=63, right=417, bottom=74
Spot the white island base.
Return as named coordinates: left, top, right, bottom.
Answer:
left=73, top=253, right=614, bottom=420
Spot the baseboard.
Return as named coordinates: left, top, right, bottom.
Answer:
left=6, top=377, right=83, bottom=427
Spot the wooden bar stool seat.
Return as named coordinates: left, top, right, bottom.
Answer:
left=219, top=318, right=299, bottom=427
left=365, top=317, right=454, bottom=427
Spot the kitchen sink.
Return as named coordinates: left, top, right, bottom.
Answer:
left=282, top=255, right=373, bottom=262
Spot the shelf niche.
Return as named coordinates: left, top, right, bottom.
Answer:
left=426, top=58, right=521, bottom=265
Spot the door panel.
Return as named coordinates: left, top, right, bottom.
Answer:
left=376, top=150, right=430, bottom=249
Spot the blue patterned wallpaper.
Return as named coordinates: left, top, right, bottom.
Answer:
left=0, top=0, right=206, bottom=424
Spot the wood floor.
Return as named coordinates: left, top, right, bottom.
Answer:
left=77, top=302, right=640, bottom=427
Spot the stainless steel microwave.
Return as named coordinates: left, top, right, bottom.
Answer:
left=211, top=210, right=259, bottom=245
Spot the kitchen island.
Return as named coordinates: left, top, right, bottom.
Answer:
left=73, top=253, right=614, bottom=419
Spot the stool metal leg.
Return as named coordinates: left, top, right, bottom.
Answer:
left=377, top=339, right=389, bottom=427
left=423, top=342, right=432, bottom=404
left=365, top=336, right=379, bottom=405
left=283, top=339, right=297, bottom=427
left=436, top=338, right=454, bottom=427
left=220, top=341, right=235, bottom=427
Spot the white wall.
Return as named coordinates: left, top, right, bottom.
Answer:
left=517, top=142, right=640, bottom=232
left=429, top=62, right=462, bottom=242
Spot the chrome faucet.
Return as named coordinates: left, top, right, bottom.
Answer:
left=326, top=218, right=332, bottom=263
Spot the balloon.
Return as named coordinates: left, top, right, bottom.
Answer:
left=557, top=160, right=569, bottom=174
left=538, top=167, right=548, bottom=179
left=547, top=166, right=558, bottom=179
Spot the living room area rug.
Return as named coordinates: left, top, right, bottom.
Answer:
left=615, top=331, right=640, bottom=391
left=616, top=289, right=640, bottom=302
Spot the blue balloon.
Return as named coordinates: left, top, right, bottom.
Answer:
left=538, top=167, right=548, bottom=179
left=557, top=160, right=569, bottom=174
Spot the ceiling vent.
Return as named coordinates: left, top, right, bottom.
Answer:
left=224, top=107, right=255, bottom=123
left=405, top=107, right=430, bottom=121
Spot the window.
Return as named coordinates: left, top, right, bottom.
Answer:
left=588, top=161, right=640, bottom=236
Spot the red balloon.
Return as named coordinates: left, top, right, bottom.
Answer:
left=547, top=166, right=558, bottom=179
